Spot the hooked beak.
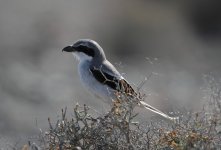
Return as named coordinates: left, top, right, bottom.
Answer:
left=62, top=46, right=75, bottom=52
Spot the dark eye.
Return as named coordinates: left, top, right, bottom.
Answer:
left=76, top=45, right=95, bottom=57
left=77, top=45, right=86, bottom=51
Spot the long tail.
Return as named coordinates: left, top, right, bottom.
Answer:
left=140, top=101, right=179, bottom=122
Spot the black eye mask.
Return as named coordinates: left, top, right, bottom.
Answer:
left=75, top=45, right=95, bottom=57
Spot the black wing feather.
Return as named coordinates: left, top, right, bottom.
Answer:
left=89, top=67, right=136, bottom=95
left=90, top=67, right=119, bottom=90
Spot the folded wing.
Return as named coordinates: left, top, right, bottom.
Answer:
left=89, top=66, right=135, bottom=95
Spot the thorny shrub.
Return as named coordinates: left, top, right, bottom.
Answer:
left=24, top=75, right=221, bottom=150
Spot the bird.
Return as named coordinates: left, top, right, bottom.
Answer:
left=62, top=39, right=178, bottom=121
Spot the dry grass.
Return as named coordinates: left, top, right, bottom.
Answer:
left=23, top=75, right=221, bottom=150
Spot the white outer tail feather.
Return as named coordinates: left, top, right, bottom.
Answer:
left=140, top=101, right=179, bottom=122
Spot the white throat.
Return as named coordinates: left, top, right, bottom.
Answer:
left=72, top=52, right=92, bottom=62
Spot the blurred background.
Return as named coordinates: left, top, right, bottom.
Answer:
left=0, top=0, right=221, bottom=147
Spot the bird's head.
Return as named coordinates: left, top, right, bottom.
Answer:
left=62, top=39, right=106, bottom=62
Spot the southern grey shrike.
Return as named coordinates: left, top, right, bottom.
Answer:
left=62, top=39, right=177, bottom=121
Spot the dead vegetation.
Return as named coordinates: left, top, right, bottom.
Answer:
left=24, top=75, right=221, bottom=149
